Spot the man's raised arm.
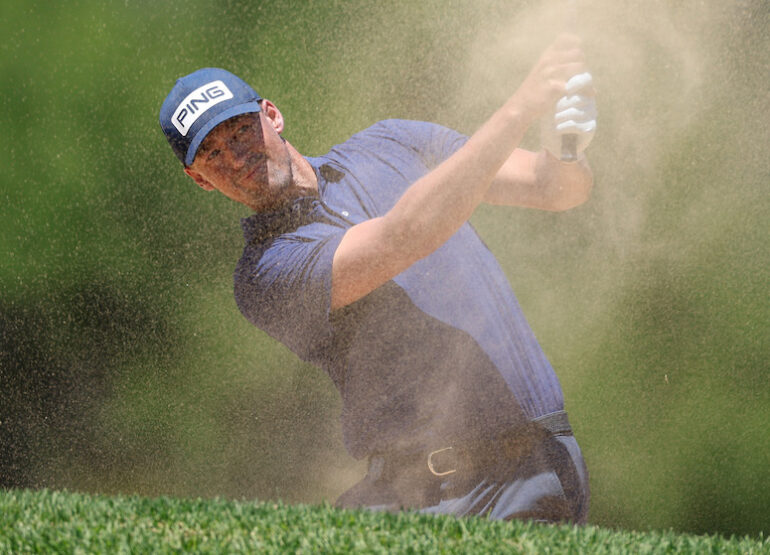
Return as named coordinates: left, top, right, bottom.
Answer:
left=331, top=34, right=588, bottom=310
left=484, top=70, right=597, bottom=211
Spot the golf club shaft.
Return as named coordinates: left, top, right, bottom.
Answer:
left=561, top=0, right=578, bottom=162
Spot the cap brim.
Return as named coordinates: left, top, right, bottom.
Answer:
left=184, top=101, right=262, bottom=166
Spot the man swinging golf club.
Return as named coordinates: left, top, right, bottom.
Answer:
left=160, top=31, right=597, bottom=522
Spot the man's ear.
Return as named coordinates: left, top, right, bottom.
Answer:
left=184, top=167, right=215, bottom=191
left=260, top=100, right=284, bottom=134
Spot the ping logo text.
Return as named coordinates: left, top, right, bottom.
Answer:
left=172, top=80, right=233, bottom=136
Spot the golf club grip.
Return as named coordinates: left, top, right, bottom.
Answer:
left=561, top=134, right=578, bottom=162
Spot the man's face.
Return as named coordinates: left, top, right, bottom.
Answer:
left=187, top=111, right=293, bottom=211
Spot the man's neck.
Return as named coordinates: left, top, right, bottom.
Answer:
left=287, top=142, right=319, bottom=197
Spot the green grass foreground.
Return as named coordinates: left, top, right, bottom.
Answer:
left=0, top=489, right=766, bottom=554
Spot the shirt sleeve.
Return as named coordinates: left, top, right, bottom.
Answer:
left=233, top=229, right=346, bottom=362
left=379, top=119, right=468, bottom=169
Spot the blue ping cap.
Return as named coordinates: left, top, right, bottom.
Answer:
left=160, top=68, right=262, bottom=166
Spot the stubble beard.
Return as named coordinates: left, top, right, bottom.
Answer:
left=243, top=140, right=296, bottom=212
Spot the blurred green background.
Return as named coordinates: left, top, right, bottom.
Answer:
left=1, top=0, right=767, bottom=537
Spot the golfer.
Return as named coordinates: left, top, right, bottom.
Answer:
left=160, top=33, right=596, bottom=523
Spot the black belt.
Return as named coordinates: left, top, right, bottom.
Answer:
left=369, top=410, right=574, bottom=481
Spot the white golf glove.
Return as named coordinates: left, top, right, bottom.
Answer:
left=540, top=72, right=597, bottom=159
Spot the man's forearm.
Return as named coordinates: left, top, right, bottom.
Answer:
left=484, top=149, right=593, bottom=211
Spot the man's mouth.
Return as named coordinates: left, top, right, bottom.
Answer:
left=244, top=166, right=260, bottom=182
left=242, top=155, right=267, bottom=182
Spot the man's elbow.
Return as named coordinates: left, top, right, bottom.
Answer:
left=549, top=178, right=593, bottom=211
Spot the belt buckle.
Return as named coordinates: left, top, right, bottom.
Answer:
left=427, top=446, right=456, bottom=477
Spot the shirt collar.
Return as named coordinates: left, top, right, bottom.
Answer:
left=240, top=156, right=349, bottom=244
left=240, top=196, right=319, bottom=244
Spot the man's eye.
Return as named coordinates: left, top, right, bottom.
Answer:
left=207, top=149, right=221, bottom=160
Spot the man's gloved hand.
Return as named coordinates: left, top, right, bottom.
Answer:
left=540, top=72, right=597, bottom=159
